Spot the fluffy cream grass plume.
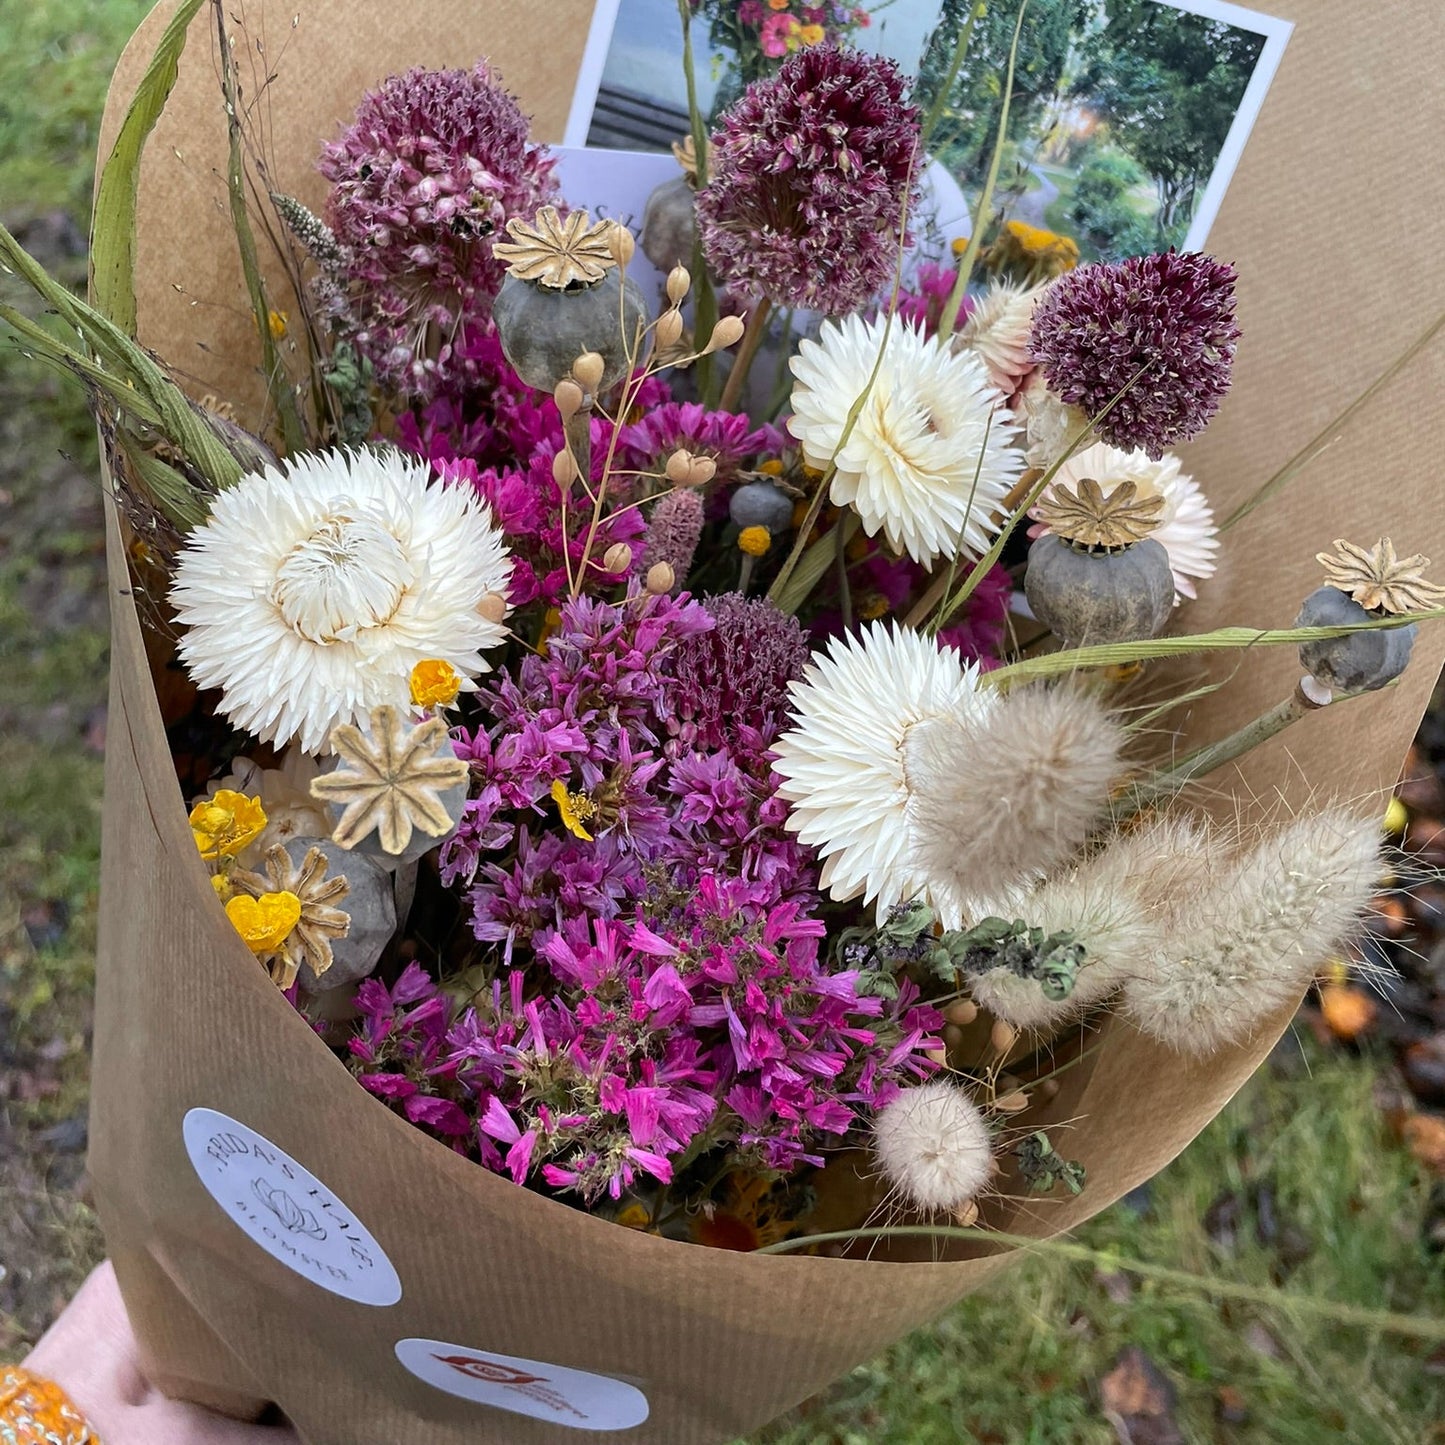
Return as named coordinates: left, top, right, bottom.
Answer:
left=788, top=312, right=1023, bottom=567
left=872, top=1080, right=994, bottom=1213
left=772, top=621, right=991, bottom=924
left=965, top=815, right=1213, bottom=1030
left=1124, top=809, right=1382, bottom=1055
left=171, top=447, right=511, bottom=754
left=907, top=682, right=1126, bottom=910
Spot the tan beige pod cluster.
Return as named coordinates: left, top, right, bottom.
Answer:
left=90, top=2, right=1445, bottom=1440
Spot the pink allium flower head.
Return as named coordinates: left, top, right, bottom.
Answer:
left=695, top=46, right=921, bottom=314
left=1028, top=251, right=1241, bottom=459
left=319, top=64, right=559, bottom=398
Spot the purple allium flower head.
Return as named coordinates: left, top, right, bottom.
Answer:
left=1028, top=251, right=1241, bottom=459
left=669, top=593, right=812, bottom=752
left=319, top=64, right=559, bottom=398
left=695, top=46, right=921, bottom=314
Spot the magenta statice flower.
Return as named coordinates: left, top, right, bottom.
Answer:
left=319, top=64, right=559, bottom=398
left=895, top=260, right=969, bottom=336
left=1029, top=251, right=1241, bottom=458
left=696, top=46, right=921, bottom=313
left=618, top=402, right=772, bottom=484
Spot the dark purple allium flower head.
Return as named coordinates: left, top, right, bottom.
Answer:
left=670, top=593, right=812, bottom=751
left=1028, top=251, right=1241, bottom=458
left=695, top=46, right=921, bottom=314
left=319, top=64, right=559, bottom=398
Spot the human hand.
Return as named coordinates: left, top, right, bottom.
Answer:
left=22, top=1262, right=298, bottom=1444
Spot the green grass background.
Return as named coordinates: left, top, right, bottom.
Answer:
left=0, top=3, right=1442, bottom=1440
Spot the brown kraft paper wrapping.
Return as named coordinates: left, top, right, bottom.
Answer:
left=89, top=2, right=1445, bottom=1440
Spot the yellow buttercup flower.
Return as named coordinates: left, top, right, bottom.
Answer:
left=551, top=779, right=597, bottom=842
left=267, top=308, right=289, bottom=339
left=410, top=658, right=462, bottom=709
left=225, top=891, right=302, bottom=954
left=798, top=22, right=825, bottom=44
left=738, top=525, right=772, bottom=557
left=190, top=790, right=268, bottom=860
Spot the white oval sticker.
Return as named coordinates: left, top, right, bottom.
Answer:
left=182, top=1107, right=402, bottom=1307
left=394, top=1338, right=650, bottom=1431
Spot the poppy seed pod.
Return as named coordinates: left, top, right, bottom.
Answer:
left=1025, top=533, right=1175, bottom=648
left=1296, top=585, right=1416, bottom=692
left=729, top=480, right=794, bottom=535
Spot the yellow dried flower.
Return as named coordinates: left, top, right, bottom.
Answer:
left=493, top=206, right=620, bottom=289
left=738, top=525, right=772, bottom=557
left=1035, top=477, right=1164, bottom=549
left=233, top=844, right=350, bottom=987
left=409, top=658, right=462, bottom=710
left=267, top=308, right=289, bottom=340
left=1316, top=537, right=1445, bottom=614
left=190, top=790, right=268, bottom=860
left=225, top=891, right=301, bottom=955
left=551, top=778, right=597, bottom=841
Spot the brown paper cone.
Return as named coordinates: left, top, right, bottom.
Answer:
left=90, top=2, right=1445, bottom=1440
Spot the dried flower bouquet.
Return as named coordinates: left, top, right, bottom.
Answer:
left=7, top=0, right=1444, bottom=1338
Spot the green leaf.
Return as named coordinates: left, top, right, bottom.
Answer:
left=91, top=0, right=208, bottom=334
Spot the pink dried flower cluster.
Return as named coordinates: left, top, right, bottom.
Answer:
left=352, top=592, right=942, bottom=1200
left=318, top=63, right=558, bottom=398
left=696, top=46, right=921, bottom=313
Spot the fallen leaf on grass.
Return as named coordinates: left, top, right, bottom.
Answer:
left=1319, top=983, right=1377, bottom=1041
left=1099, top=1347, right=1183, bottom=1445
left=1405, top=1113, right=1445, bottom=1175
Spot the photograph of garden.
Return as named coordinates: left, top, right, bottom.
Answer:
left=586, top=0, right=1285, bottom=263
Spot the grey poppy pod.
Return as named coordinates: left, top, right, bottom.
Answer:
left=641, top=175, right=698, bottom=275
left=1296, top=585, right=1416, bottom=692
left=1024, top=534, right=1175, bottom=648
left=491, top=267, right=649, bottom=395
left=729, top=480, right=794, bottom=535
left=285, top=838, right=396, bottom=993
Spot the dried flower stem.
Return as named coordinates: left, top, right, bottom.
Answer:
left=939, top=0, right=1032, bottom=337
left=919, top=3, right=985, bottom=154
left=757, top=1227, right=1445, bottom=1341
left=717, top=296, right=771, bottom=414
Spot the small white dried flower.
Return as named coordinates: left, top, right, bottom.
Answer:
left=872, top=1081, right=994, bottom=1214
left=908, top=682, right=1126, bottom=907
left=956, top=278, right=1049, bottom=396
left=1124, top=809, right=1381, bottom=1054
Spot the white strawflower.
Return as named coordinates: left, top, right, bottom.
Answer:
left=771, top=622, right=991, bottom=924
left=872, top=1081, right=994, bottom=1213
left=1124, top=809, right=1381, bottom=1055
left=788, top=313, right=1024, bottom=567
left=1035, top=442, right=1218, bottom=600
left=956, top=278, right=1049, bottom=396
left=171, top=447, right=511, bottom=754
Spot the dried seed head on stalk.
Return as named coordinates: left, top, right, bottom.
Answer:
left=1035, top=477, right=1165, bottom=550
left=1316, top=538, right=1445, bottom=614
left=233, top=844, right=351, bottom=987
left=493, top=206, right=620, bottom=289
left=311, top=705, right=469, bottom=856
left=672, top=133, right=699, bottom=184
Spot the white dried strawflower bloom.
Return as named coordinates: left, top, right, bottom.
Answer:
left=1124, top=809, right=1381, bottom=1054
left=872, top=1080, right=994, bottom=1213
left=965, top=815, right=1213, bottom=1030
left=771, top=622, right=991, bottom=925
left=1034, top=442, right=1218, bottom=600
left=908, top=682, right=1126, bottom=909
left=956, top=278, right=1049, bottom=396
left=171, top=448, right=512, bottom=754
left=788, top=313, right=1024, bottom=567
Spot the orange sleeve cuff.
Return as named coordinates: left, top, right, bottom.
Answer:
left=0, top=1367, right=96, bottom=1444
